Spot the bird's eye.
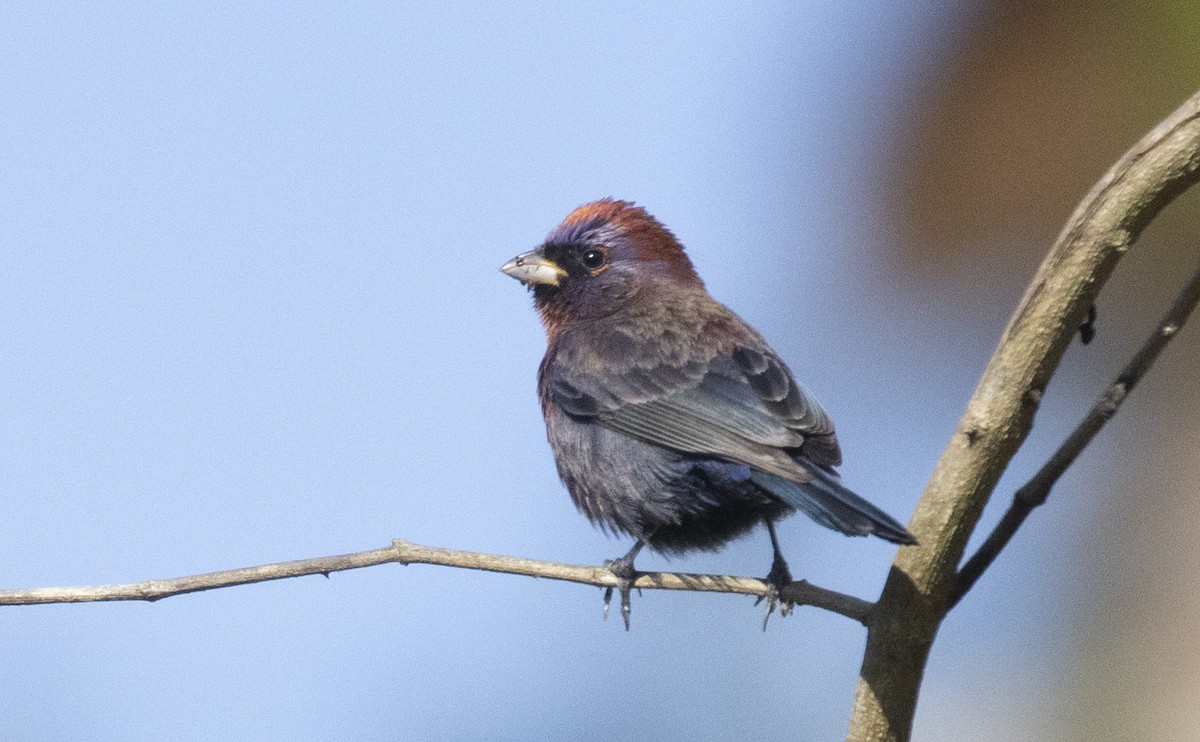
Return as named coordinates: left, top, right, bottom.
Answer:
left=580, top=248, right=607, bottom=271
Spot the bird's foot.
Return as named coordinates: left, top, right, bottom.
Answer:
left=755, top=553, right=795, bottom=630
left=602, top=553, right=640, bottom=631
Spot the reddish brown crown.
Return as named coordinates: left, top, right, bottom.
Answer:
left=547, top=199, right=702, bottom=286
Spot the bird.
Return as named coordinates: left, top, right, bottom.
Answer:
left=501, top=199, right=915, bottom=628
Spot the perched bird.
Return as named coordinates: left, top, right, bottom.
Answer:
left=502, top=199, right=915, bottom=627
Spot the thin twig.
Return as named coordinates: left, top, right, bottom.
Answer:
left=950, top=261, right=1200, bottom=608
left=0, top=539, right=873, bottom=624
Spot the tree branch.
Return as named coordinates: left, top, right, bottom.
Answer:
left=847, top=88, right=1200, bottom=742
left=0, top=539, right=872, bottom=624
left=950, top=261, right=1200, bottom=608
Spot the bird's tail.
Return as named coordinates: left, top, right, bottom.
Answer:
left=751, top=465, right=916, bottom=545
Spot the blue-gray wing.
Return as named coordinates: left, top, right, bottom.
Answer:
left=548, top=345, right=842, bottom=481
left=546, top=339, right=916, bottom=544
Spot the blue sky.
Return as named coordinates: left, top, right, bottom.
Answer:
left=0, top=3, right=1098, bottom=740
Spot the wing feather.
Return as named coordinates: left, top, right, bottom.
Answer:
left=547, top=337, right=842, bottom=477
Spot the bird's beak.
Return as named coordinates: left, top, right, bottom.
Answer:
left=500, top=248, right=567, bottom=287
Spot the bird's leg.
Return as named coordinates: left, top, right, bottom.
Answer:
left=603, top=539, right=645, bottom=630
left=758, top=519, right=794, bottom=629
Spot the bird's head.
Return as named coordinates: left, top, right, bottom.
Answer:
left=501, top=199, right=703, bottom=333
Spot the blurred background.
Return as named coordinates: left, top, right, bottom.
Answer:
left=3, top=2, right=1198, bottom=740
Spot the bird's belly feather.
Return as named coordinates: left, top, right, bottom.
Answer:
left=544, top=405, right=789, bottom=554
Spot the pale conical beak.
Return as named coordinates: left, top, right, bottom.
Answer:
left=500, top=249, right=567, bottom=287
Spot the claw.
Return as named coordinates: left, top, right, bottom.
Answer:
left=602, top=540, right=644, bottom=630
left=761, top=518, right=795, bottom=630
left=761, top=593, right=776, bottom=632
left=603, top=558, right=636, bottom=630
left=620, top=585, right=632, bottom=630
left=760, top=582, right=796, bottom=630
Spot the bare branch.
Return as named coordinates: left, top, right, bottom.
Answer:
left=0, top=544, right=403, bottom=605
left=950, top=261, right=1200, bottom=607
left=848, top=88, right=1200, bottom=742
left=0, top=539, right=872, bottom=624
